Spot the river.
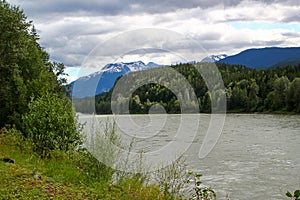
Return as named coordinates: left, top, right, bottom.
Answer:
left=79, top=114, right=300, bottom=199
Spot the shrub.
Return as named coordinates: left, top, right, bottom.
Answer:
left=22, top=93, right=82, bottom=157
left=155, top=156, right=189, bottom=199
left=286, top=190, right=300, bottom=200
left=187, top=172, right=216, bottom=200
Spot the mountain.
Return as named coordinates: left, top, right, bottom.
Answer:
left=201, top=54, right=227, bottom=62
left=272, top=57, right=300, bottom=68
left=71, top=61, right=161, bottom=98
left=217, top=47, right=300, bottom=69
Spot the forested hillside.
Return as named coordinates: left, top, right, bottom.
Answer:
left=217, top=47, right=300, bottom=69
left=0, top=1, right=80, bottom=157
left=0, top=1, right=69, bottom=128
left=74, top=63, right=300, bottom=114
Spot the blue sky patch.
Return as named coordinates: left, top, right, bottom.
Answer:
left=228, top=21, right=300, bottom=32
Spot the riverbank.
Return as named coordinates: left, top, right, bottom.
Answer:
left=0, top=128, right=177, bottom=199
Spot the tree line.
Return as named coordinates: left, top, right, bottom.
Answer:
left=74, top=63, right=300, bottom=114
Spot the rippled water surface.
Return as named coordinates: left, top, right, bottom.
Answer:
left=80, top=114, right=300, bottom=199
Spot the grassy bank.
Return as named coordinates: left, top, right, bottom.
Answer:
left=0, top=128, right=174, bottom=199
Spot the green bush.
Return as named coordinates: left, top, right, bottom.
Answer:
left=22, top=93, right=82, bottom=157
left=286, top=190, right=300, bottom=200
left=0, top=1, right=69, bottom=128
left=154, top=156, right=189, bottom=199
left=187, top=172, right=216, bottom=200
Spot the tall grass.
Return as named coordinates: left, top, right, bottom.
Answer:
left=0, top=118, right=219, bottom=199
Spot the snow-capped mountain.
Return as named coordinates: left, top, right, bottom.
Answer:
left=101, top=61, right=149, bottom=73
left=71, top=61, right=161, bottom=98
left=201, top=54, right=228, bottom=63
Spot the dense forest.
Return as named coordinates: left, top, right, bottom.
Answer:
left=0, top=1, right=70, bottom=128
left=0, top=0, right=80, bottom=155
left=74, top=63, right=300, bottom=114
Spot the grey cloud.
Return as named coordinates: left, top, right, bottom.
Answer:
left=255, top=40, right=285, bottom=47
left=201, top=37, right=285, bottom=56
left=202, top=40, right=251, bottom=51
left=282, top=15, right=300, bottom=23
left=10, top=0, right=283, bottom=18
left=42, top=22, right=118, bottom=40
left=275, top=0, right=300, bottom=6
left=43, top=35, right=103, bottom=66
left=35, top=17, right=124, bottom=66
left=7, top=0, right=299, bottom=68
left=194, top=33, right=223, bottom=41
left=80, top=28, right=211, bottom=68
left=281, top=32, right=300, bottom=37
left=8, top=0, right=299, bottom=28
left=13, top=0, right=130, bottom=16
left=128, top=49, right=169, bottom=55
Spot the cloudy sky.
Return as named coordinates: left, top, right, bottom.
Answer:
left=7, top=0, right=300, bottom=81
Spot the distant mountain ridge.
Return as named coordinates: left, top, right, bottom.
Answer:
left=217, top=47, right=300, bottom=69
left=71, top=61, right=161, bottom=98
left=71, top=47, right=300, bottom=98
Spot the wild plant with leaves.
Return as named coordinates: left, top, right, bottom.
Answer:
left=187, top=171, right=216, bottom=200
left=286, top=190, right=300, bottom=200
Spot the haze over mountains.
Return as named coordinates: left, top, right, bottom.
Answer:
left=71, top=47, right=300, bottom=98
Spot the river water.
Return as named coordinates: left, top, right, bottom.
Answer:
left=80, top=114, right=300, bottom=199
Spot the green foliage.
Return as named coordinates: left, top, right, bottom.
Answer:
left=0, top=127, right=183, bottom=200
left=110, top=174, right=167, bottom=200
left=22, top=93, right=82, bottom=157
left=286, top=190, right=300, bottom=200
left=71, top=148, right=115, bottom=183
left=0, top=0, right=67, bottom=128
left=76, top=62, right=300, bottom=114
left=155, top=156, right=189, bottom=199
left=187, top=172, right=216, bottom=200
left=153, top=156, right=218, bottom=200
left=271, top=76, right=290, bottom=110
left=1, top=2, right=219, bottom=199
left=229, top=86, right=248, bottom=111
left=0, top=127, right=27, bottom=154
left=75, top=119, right=123, bottom=183
left=287, top=78, right=300, bottom=112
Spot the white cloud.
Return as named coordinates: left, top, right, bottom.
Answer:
left=6, top=0, right=300, bottom=82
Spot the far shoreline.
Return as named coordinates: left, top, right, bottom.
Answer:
left=76, top=111, right=300, bottom=116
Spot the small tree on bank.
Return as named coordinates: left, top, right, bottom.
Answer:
left=22, top=93, right=82, bottom=157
